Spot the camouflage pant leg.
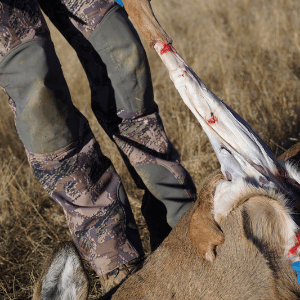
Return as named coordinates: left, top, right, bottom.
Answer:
left=25, top=122, right=143, bottom=275
left=38, top=0, right=115, bottom=39
left=85, top=5, right=197, bottom=249
left=0, top=0, right=144, bottom=276
left=36, top=1, right=197, bottom=248
left=0, top=0, right=50, bottom=60
left=113, top=112, right=197, bottom=250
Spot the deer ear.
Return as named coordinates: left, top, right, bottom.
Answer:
left=242, top=195, right=298, bottom=259
left=32, top=241, right=89, bottom=300
left=189, top=171, right=225, bottom=262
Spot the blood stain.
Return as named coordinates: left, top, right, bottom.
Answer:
left=160, top=43, right=176, bottom=55
left=208, top=112, right=218, bottom=124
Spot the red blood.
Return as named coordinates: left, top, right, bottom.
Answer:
left=277, top=170, right=288, bottom=183
left=160, top=43, right=176, bottom=55
left=182, top=71, right=187, bottom=77
left=288, top=232, right=300, bottom=256
left=208, top=112, right=218, bottom=124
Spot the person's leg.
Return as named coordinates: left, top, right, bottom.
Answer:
left=0, top=0, right=143, bottom=278
left=37, top=1, right=197, bottom=251
left=87, top=5, right=197, bottom=250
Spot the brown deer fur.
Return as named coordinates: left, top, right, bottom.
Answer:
left=32, top=148, right=300, bottom=299
left=122, top=0, right=172, bottom=48
left=279, top=142, right=300, bottom=161
left=189, top=171, right=225, bottom=262
left=109, top=168, right=300, bottom=299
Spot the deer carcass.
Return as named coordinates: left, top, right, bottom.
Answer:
left=33, top=0, right=300, bottom=299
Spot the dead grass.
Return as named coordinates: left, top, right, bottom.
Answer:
left=0, top=0, right=300, bottom=298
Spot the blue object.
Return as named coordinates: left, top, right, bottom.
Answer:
left=115, top=0, right=123, bottom=6
left=292, top=262, right=300, bottom=284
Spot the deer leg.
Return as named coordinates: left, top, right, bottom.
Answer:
left=123, top=0, right=172, bottom=48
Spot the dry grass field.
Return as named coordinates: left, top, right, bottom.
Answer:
left=1, top=0, right=300, bottom=298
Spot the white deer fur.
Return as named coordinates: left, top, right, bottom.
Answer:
left=213, top=176, right=299, bottom=259
left=282, top=160, right=300, bottom=186
left=32, top=241, right=88, bottom=300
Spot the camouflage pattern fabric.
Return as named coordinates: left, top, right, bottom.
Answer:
left=0, top=0, right=143, bottom=276
left=37, top=0, right=116, bottom=40
left=84, top=5, right=196, bottom=245
left=59, top=0, right=115, bottom=38
left=0, top=0, right=115, bottom=60
left=115, top=112, right=177, bottom=168
left=0, top=0, right=50, bottom=60
left=25, top=119, right=143, bottom=275
left=113, top=112, right=196, bottom=229
left=7, top=80, right=143, bottom=275
left=0, top=0, right=197, bottom=274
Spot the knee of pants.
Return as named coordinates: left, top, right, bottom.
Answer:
left=88, top=5, right=157, bottom=116
left=0, top=38, right=80, bottom=154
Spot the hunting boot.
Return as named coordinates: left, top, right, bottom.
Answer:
left=99, top=256, right=145, bottom=296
